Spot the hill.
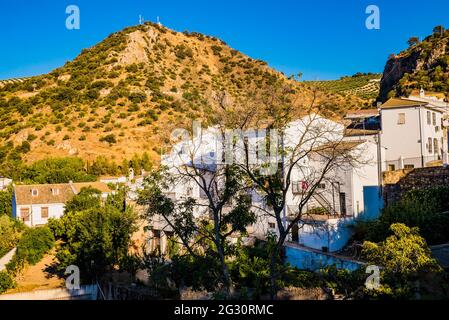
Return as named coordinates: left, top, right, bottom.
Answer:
left=305, top=73, right=381, bottom=100
left=0, top=22, right=364, bottom=177
left=379, top=26, right=449, bottom=101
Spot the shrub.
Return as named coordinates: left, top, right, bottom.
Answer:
left=0, top=271, right=15, bottom=293
left=354, top=186, right=449, bottom=245
left=100, top=134, right=117, bottom=145
left=174, top=45, right=193, bottom=60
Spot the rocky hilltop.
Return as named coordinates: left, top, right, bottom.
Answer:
left=379, top=26, right=449, bottom=101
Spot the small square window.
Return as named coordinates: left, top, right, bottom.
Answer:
left=268, top=222, right=276, bottom=229
left=397, top=113, right=405, bottom=125
left=31, top=189, right=38, bottom=196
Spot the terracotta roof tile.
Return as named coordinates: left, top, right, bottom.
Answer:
left=14, top=184, right=75, bottom=205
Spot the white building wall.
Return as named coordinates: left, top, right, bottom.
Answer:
left=381, top=106, right=445, bottom=169
left=16, top=203, right=65, bottom=227
left=381, top=107, right=422, bottom=164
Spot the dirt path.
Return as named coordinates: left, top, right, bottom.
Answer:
left=6, top=249, right=65, bottom=294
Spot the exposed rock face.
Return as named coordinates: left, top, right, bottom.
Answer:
left=378, top=51, right=420, bottom=102
left=378, top=32, right=449, bottom=102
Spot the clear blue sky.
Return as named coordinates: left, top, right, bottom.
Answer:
left=1, top=0, right=449, bottom=80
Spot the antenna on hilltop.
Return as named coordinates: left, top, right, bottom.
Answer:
left=157, top=16, right=162, bottom=26
left=139, top=15, right=144, bottom=25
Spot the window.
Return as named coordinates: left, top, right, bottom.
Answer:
left=404, top=164, right=415, bottom=169
left=339, top=193, right=347, bottom=215
left=434, top=138, right=438, bottom=154
left=268, top=222, right=276, bottom=229
left=432, top=112, right=436, bottom=126
left=428, top=138, right=433, bottom=153
left=427, top=111, right=431, bottom=125
left=292, top=181, right=308, bottom=194
left=388, top=164, right=396, bottom=171
left=20, top=208, right=30, bottom=222
left=317, top=183, right=326, bottom=189
left=41, top=207, right=49, bottom=218
left=31, top=189, right=38, bottom=196
left=51, top=188, right=59, bottom=196
left=397, top=113, right=405, bottom=125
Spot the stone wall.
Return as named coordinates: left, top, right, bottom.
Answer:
left=383, top=166, right=449, bottom=205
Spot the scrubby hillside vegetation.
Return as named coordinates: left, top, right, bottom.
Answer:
left=379, top=25, right=449, bottom=101
left=0, top=22, right=364, bottom=177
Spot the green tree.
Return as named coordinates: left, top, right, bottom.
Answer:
left=52, top=193, right=138, bottom=281
left=0, top=215, right=25, bottom=256
left=0, top=186, right=13, bottom=216
left=362, top=223, right=443, bottom=299
left=138, top=165, right=256, bottom=296
left=407, top=37, right=420, bottom=47
left=433, top=25, right=445, bottom=37
left=20, top=157, right=96, bottom=184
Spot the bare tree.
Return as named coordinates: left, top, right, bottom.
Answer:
left=219, top=82, right=369, bottom=297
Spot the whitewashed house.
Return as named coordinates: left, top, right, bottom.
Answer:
left=12, top=181, right=112, bottom=227
left=380, top=97, right=448, bottom=170
left=0, top=176, right=12, bottom=191
left=150, top=115, right=383, bottom=253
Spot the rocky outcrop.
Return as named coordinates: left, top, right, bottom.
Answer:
left=378, top=50, right=421, bottom=101
left=378, top=33, right=449, bottom=102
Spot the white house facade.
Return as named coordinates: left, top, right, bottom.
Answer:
left=12, top=181, right=112, bottom=227
left=380, top=97, right=448, bottom=170
left=152, top=115, right=383, bottom=253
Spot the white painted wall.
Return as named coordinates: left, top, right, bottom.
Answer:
left=381, top=106, right=446, bottom=169
left=16, top=203, right=65, bottom=227
left=0, top=177, right=12, bottom=191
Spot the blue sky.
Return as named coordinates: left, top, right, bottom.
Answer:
left=1, top=0, right=449, bottom=80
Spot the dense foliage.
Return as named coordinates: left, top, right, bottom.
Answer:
left=362, top=223, right=446, bottom=299
left=6, top=226, right=55, bottom=275
left=354, top=186, right=449, bottom=245
left=0, top=186, right=13, bottom=216
left=49, top=188, right=138, bottom=281
left=0, top=271, right=15, bottom=294
left=20, top=157, right=96, bottom=184
left=0, top=215, right=25, bottom=257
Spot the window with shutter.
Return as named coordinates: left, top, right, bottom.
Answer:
left=41, top=207, right=49, bottom=218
